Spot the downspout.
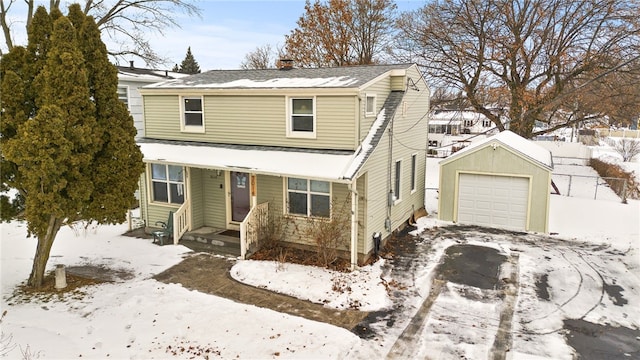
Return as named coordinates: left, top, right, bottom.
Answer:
left=386, top=106, right=395, bottom=232
left=350, top=179, right=358, bottom=270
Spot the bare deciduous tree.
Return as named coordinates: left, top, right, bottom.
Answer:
left=394, top=0, right=640, bottom=138
left=240, top=44, right=282, bottom=70
left=1, top=0, right=201, bottom=65
left=285, top=0, right=396, bottom=68
left=614, top=138, right=640, bottom=162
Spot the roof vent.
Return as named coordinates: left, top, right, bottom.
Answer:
left=279, top=59, right=294, bottom=70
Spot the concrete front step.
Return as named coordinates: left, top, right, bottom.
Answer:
left=180, top=234, right=241, bottom=257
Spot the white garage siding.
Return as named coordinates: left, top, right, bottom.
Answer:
left=457, top=173, right=530, bottom=231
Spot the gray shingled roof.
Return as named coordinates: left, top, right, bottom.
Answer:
left=146, top=63, right=414, bottom=89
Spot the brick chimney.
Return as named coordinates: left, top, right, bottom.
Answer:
left=279, top=59, right=294, bottom=70
left=129, top=60, right=134, bottom=69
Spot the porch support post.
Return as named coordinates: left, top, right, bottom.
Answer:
left=250, top=173, right=257, bottom=209
left=349, top=179, right=358, bottom=270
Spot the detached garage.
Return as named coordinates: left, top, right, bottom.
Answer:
left=438, top=130, right=553, bottom=233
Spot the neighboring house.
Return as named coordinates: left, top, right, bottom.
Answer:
left=117, top=61, right=186, bottom=138
left=438, top=130, right=553, bottom=233
left=137, top=63, right=430, bottom=267
left=428, top=109, right=500, bottom=156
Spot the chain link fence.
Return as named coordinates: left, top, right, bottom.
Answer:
left=552, top=173, right=627, bottom=202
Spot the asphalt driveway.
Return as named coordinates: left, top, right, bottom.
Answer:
left=361, top=225, right=639, bottom=359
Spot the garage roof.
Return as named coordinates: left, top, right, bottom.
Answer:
left=440, top=130, right=553, bottom=170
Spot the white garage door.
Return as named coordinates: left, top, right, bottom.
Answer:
left=457, top=173, right=529, bottom=231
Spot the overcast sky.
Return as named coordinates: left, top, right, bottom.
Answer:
left=2, top=0, right=425, bottom=71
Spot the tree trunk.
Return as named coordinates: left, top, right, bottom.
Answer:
left=27, top=215, right=63, bottom=288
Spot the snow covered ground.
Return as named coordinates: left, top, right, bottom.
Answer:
left=1, top=154, right=638, bottom=359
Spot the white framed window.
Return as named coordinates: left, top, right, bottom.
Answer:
left=411, top=154, right=417, bottom=193
left=464, top=119, right=474, bottom=127
left=365, top=95, right=376, bottom=116
left=287, top=97, right=316, bottom=138
left=482, top=119, right=492, bottom=127
left=181, top=96, right=204, bottom=132
left=394, top=160, right=402, bottom=204
left=286, top=177, right=330, bottom=217
left=150, top=163, right=185, bottom=204
left=117, top=86, right=129, bottom=108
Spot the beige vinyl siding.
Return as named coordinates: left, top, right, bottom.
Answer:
left=189, top=168, right=204, bottom=229
left=391, top=75, right=405, bottom=91
left=359, top=130, right=391, bottom=254
left=204, top=96, right=283, bottom=144
left=143, top=94, right=357, bottom=150
left=255, top=174, right=283, bottom=208
left=139, top=174, right=148, bottom=226
left=389, top=66, right=429, bottom=233
left=146, top=203, right=180, bottom=229
left=358, top=65, right=430, bottom=255
left=359, top=79, right=391, bottom=142
left=144, top=95, right=180, bottom=138
left=202, top=169, right=227, bottom=228
left=356, top=173, right=367, bottom=255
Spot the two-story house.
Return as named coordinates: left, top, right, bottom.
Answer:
left=137, top=62, right=430, bottom=267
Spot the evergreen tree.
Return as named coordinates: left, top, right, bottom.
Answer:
left=2, top=5, right=144, bottom=288
left=178, top=46, right=201, bottom=74
left=172, top=63, right=179, bottom=72
left=71, top=4, right=144, bottom=223
left=0, top=47, right=29, bottom=221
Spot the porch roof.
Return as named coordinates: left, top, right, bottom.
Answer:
left=138, top=139, right=358, bottom=182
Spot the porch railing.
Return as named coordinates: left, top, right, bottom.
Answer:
left=173, top=202, right=190, bottom=244
left=240, top=202, right=269, bottom=259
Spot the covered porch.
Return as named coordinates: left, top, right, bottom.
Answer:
left=139, top=139, right=360, bottom=263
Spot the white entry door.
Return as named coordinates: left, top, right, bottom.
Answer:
left=457, top=173, right=529, bottom=231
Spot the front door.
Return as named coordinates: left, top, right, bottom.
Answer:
left=231, top=172, right=250, bottom=222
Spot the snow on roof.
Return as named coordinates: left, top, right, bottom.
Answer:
left=138, top=141, right=356, bottom=182
left=440, top=130, right=553, bottom=169
left=144, top=64, right=414, bottom=90
left=117, top=66, right=186, bottom=83
left=152, top=76, right=359, bottom=89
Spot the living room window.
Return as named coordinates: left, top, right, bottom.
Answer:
left=287, top=177, right=330, bottom=217
left=365, top=95, right=376, bottom=116
left=151, top=163, right=185, bottom=204
left=182, top=96, right=204, bottom=132
left=288, top=97, right=315, bottom=138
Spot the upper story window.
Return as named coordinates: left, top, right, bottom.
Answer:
left=482, top=119, right=492, bottom=127
left=151, top=163, right=185, bottom=205
left=117, top=86, right=129, bottom=108
left=287, top=177, right=330, bottom=218
left=287, top=97, right=315, bottom=138
left=365, top=95, right=376, bottom=116
left=182, top=96, right=204, bottom=132
left=464, top=119, right=474, bottom=127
